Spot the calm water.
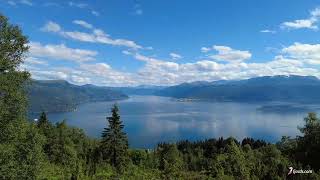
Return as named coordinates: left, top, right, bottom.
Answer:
left=38, top=96, right=320, bottom=148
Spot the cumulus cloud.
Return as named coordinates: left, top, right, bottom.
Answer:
left=169, top=53, right=182, bottom=60
left=29, top=42, right=98, bottom=62
left=117, top=44, right=320, bottom=86
left=281, top=7, right=320, bottom=30
left=209, top=45, right=252, bottom=62
left=281, top=19, right=317, bottom=30
left=25, top=42, right=320, bottom=86
left=41, top=21, right=143, bottom=49
left=282, top=42, right=320, bottom=65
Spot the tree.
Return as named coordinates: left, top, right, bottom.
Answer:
left=100, top=104, right=128, bottom=173
left=157, top=143, right=183, bottom=179
left=0, top=13, right=30, bottom=143
left=0, top=13, right=45, bottom=179
left=37, top=111, right=53, bottom=135
left=297, top=112, right=320, bottom=170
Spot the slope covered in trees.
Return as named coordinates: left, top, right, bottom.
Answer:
left=27, top=80, right=128, bottom=113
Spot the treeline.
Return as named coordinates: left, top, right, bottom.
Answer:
left=4, top=109, right=320, bottom=179
left=1, top=13, right=320, bottom=179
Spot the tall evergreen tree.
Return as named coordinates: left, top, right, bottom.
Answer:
left=37, top=111, right=52, bottom=135
left=101, top=104, right=128, bottom=172
left=37, top=111, right=49, bottom=127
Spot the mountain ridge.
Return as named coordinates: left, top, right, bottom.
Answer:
left=27, top=80, right=128, bottom=114
left=154, top=75, right=320, bottom=103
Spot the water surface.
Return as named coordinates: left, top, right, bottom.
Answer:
left=39, top=96, right=320, bottom=148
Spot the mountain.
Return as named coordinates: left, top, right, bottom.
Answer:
left=110, top=85, right=167, bottom=95
left=27, top=80, right=128, bottom=113
left=154, top=75, right=320, bottom=103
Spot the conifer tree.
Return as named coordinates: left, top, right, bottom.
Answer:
left=37, top=111, right=52, bottom=135
left=101, top=104, right=128, bottom=172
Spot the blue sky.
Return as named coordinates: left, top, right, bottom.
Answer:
left=1, top=0, right=320, bottom=86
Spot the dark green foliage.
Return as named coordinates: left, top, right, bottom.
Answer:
left=0, top=13, right=30, bottom=143
left=157, top=143, right=183, bottom=179
left=100, top=104, right=129, bottom=173
left=241, top=137, right=268, bottom=149
left=297, top=113, right=320, bottom=170
left=0, top=13, right=45, bottom=179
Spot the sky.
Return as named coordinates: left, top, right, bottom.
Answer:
left=1, top=0, right=320, bottom=86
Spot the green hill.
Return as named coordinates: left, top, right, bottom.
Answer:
left=27, top=80, right=128, bottom=113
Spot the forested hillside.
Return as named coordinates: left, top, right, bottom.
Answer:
left=27, top=80, right=128, bottom=113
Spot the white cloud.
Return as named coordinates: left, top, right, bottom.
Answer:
left=210, top=45, right=252, bottom=62
left=201, top=47, right=211, bottom=53
left=73, top=20, right=93, bottom=29
left=281, top=19, right=317, bottom=30
left=20, top=0, right=32, bottom=6
left=26, top=42, right=320, bottom=86
left=169, top=53, right=182, bottom=60
left=282, top=42, right=320, bottom=65
left=91, top=10, right=99, bottom=16
left=311, top=7, right=320, bottom=18
left=260, top=29, right=276, bottom=34
left=42, top=21, right=143, bottom=49
left=118, top=44, right=320, bottom=86
left=68, top=1, right=87, bottom=8
left=29, top=42, right=98, bottom=63
left=24, top=57, right=48, bottom=66
left=41, top=21, right=61, bottom=32
left=281, top=7, right=320, bottom=30
left=68, top=1, right=99, bottom=17
left=6, top=0, right=32, bottom=6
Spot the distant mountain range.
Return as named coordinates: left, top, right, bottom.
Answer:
left=27, top=75, right=320, bottom=114
left=27, top=80, right=128, bottom=113
left=155, top=75, right=320, bottom=103
left=110, top=85, right=167, bottom=95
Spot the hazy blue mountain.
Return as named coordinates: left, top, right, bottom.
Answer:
left=27, top=80, right=128, bottom=113
left=155, top=75, right=320, bottom=103
left=110, top=85, right=167, bottom=95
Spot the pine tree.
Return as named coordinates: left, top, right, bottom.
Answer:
left=101, top=104, right=128, bottom=173
left=37, top=111, right=52, bottom=134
